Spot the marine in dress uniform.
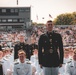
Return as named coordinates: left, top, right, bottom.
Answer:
left=66, top=49, right=76, bottom=75
left=38, top=20, right=64, bottom=75
left=13, top=50, right=32, bottom=75
left=14, top=34, right=30, bottom=60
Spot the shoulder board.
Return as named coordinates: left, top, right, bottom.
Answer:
left=26, top=62, right=31, bottom=64
left=67, top=61, right=72, bottom=63
left=6, top=56, right=9, bottom=59
left=70, top=66, right=73, bottom=67
left=26, top=61, right=31, bottom=64
left=70, top=58, right=72, bottom=60
left=63, top=63, right=66, bottom=64
left=14, top=62, right=19, bottom=65
left=26, top=59, right=29, bottom=61
left=3, top=58, right=8, bottom=61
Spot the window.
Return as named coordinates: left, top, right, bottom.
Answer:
left=19, top=8, right=25, bottom=12
left=11, top=9, right=14, bottom=13
left=0, top=19, right=1, bottom=22
left=15, top=9, right=18, bottom=12
left=2, top=19, right=6, bottom=22
left=2, top=9, right=6, bottom=13
left=25, top=8, right=30, bottom=12
left=27, top=18, right=29, bottom=20
left=19, top=18, right=24, bottom=22
left=8, top=19, right=12, bottom=22
left=7, top=26, right=12, bottom=29
left=13, top=19, right=18, bottom=22
left=6, top=9, right=10, bottom=13
left=0, top=9, right=1, bottom=13
left=0, top=26, right=4, bottom=29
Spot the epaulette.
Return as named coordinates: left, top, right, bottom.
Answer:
left=26, top=59, right=29, bottom=61
left=67, top=61, right=72, bottom=63
left=14, top=62, right=19, bottom=65
left=26, top=61, right=31, bottom=64
left=26, top=62, right=31, bottom=64
left=3, top=58, right=8, bottom=61
left=14, top=59, right=18, bottom=62
left=70, top=66, right=73, bottom=67
left=6, top=56, right=9, bottom=59
left=63, top=63, right=66, bottom=64
left=70, top=58, right=72, bottom=60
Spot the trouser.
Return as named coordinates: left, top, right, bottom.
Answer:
left=43, top=67, right=59, bottom=75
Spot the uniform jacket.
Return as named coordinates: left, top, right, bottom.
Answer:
left=66, top=60, right=76, bottom=75
left=13, top=62, right=32, bottom=75
left=38, top=32, right=64, bottom=67
left=14, top=42, right=30, bottom=60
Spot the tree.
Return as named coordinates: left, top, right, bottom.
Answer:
left=54, top=12, right=76, bottom=25
left=70, top=12, right=76, bottom=25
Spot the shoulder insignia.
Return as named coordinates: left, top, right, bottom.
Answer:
left=3, top=58, right=8, bottom=61
left=17, top=68, right=20, bottom=69
left=70, top=66, right=73, bottom=67
left=26, top=59, right=29, bottom=61
left=26, top=62, right=31, bottom=64
left=14, top=62, right=19, bottom=65
left=67, top=61, right=72, bottom=63
left=63, top=63, right=66, bottom=64
left=26, top=61, right=31, bottom=64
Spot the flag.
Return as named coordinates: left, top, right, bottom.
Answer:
left=36, top=15, right=38, bottom=20
left=49, top=14, right=52, bottom=18
left=17, top=0, right=18, bottom=5
left=42, top=17, right=44, bottom=19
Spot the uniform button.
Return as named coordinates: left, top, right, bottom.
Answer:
left=50, top=39, right=52, bottom=42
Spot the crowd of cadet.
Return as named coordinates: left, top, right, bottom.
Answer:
left=0, top=24, right=76, bottom=75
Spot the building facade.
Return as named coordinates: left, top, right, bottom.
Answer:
left=0, top=7, right=31, bottom=31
